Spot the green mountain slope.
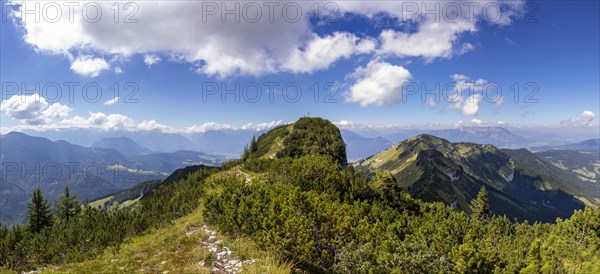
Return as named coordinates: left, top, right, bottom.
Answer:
left=534, top=150, right=600, bottom=204
left=243, top=117, right=347, bottom=166
left=502, top=149, right=599, bottom=202
left=355, top=134, right=594, bottom=222
left=89, top=165, right=220, bottom=209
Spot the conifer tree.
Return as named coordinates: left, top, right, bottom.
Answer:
left=249, top=135, right=258, bottom=153
left=470, top=185, right=492, bottom=220
left=55, top=185, right=80, bottom=223
left=28, top=187, right=53, bottom=233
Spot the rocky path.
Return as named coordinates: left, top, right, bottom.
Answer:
left=188, top=225, right=255, bottom=273
left=236, top=170, right=252, bottom=185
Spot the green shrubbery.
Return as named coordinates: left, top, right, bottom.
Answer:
left=204, top=155, right=600, bottom=273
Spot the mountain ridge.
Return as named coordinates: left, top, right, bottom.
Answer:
left=355, top=134, right=595, bottom=222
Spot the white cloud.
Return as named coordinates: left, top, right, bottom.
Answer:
left=241, top=120, right=284, bottom=131
left=42, top=103, right=71, bottom=119
left=283, top=32, right=375, bottom=73
left=451, top=74, right=469, bottom=81
left=334, top=120, right=356, bottom=127
left=8, top=1, right=521, bottom=78
left=138, top=119, right=172, bottom=132
left=70, top=56, right=110, bottom=77
left=345, top=59, right=412, bottom=106
left=451, top=74, right=488, bottom=93
left=0, top=94, right=71, bottom=125
left=470, top=118, right=484, bottom=125
left=447, top=74, right=497, bottom=116
left=144, top=54, right=161, bottom=67
left=1, top=94, right=285, bottom=133
left=451, top=94, right=483, bottom=116
left=65, top=112, right=136, bottom=131
left=104, top=97, right=119, bottom=106
left=561, top=111, right=597, bottom=127
left=185, top=122, right=234, bottom=133
left=114, top=67, right=123, bottom=74
left=379, top=20, right=476, bottom=60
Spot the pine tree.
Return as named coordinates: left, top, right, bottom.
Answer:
left=28, top=187, right=53, bottom=233
left=55, top=184, right=80, bottom=223
left=249, top=135, right=258, bottom=153
left=470, top=185, right=492, bottom=221
left=242, top=144, right=249, bottom=160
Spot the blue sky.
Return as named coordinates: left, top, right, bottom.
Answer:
left=0, top=0, right=598, bottom=134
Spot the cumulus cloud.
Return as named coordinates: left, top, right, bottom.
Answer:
left=139, top=119, right=269, bottom=134
left=345, top=59, right=412, bottom=106
left=138, top=119, right=172, bottom=132
left=283, top=32, right=375, bottom=73
left=561, top=111, right=597, bottom=127
left=8, top=1, right=521, bottom=78
left=447, top=74, right=499, bottom=116
left=241, top=120, right=284, bottom=131
left=144, top=54, right=161, bottom=67
left=63, top=112, right=136, bottom=131
left=334, top=120, right=356, bottom=127
left=451, top=73, right=488, bottom=92
left=1, top=93, right=286, bottom=133
left=379, top=20, right=476, bottom=60
left=185, top=122, right=234, bottom=133
left=0, top=94, right=71, bottom=125
left=451, top=94, right=483, bottom=116
left=70, top=56, right=110, bottom=77
left=104, top=97, right=119, bottom=106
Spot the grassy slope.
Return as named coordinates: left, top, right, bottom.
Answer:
left=37, top=197, right=291, bottom=273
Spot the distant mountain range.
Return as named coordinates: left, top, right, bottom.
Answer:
left=531, top=139, right=600, bottom=152
left=0, top=132, right=225, bottom=224
left=340, top=130, right=394, bottom=162
left=23, top=128, right=261, bottom=156
left=185, top=129, right=264, bottom=157
left=91, top=137, right=152, bottom=156
left=427, top=126, right=527, bottom=147
left=381, top=126, right=527, bottom=146
left=354, top=134, right=598, bottom=222
left=23, top=126, right=599, bottom=160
